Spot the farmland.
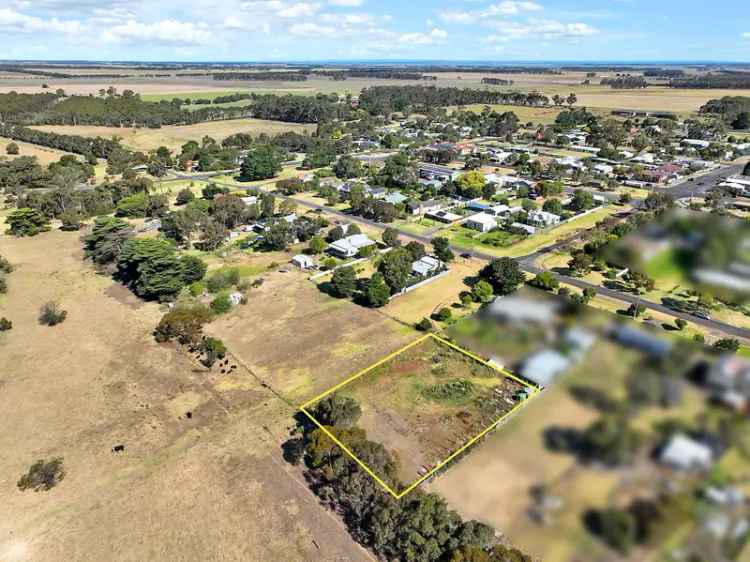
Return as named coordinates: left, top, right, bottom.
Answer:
left=307, top=335, right=529, bottom=490
left=32, top=119, right=317, bottom=152
left=0, top=137, right=76, bottom=166
left=0, top=229, right=370, bottom=562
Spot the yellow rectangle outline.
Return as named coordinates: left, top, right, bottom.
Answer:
left=299, top=333, right=541, bottom=499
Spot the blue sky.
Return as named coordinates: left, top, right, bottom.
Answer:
left=1, top=0, right=749, bottom=62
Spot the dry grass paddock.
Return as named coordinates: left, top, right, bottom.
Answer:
left=0, top=230, right=372, bottom=562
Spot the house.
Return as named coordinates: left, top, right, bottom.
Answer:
left=706, top=355, right=750, bottom=411
left=465, top=213, right=497, bottom=233
left=384, top=192, right=408, bottom=205
left=659, top=434, right=714, bottom=471
left=369, top=187, right=388, bottom=199
left=520, top=349, right=572, bottom=388
left=425, top=209, right=462, bottom=223
left=527, top=210, right=561, bottom=228
left=291, top=254, right=314, bottom=270
left=328, top=234, right=376, bottom=258
left=632, top=153, right=657, bottom=164
left=593, top=163, right=614, bottom=176
left=612, top=325, right=673, bottom=358
left=412, top=255, right=443, bottom=277
left=570, top=145, right=600, bottom=154
left=643, top=163, right=683, bottom=184
left=281, top=213, right=297, bottom=224
left=682, top=139, right=711, bottom=149
left=510, top=222, right=537, bottom=235
left=555, top=156, right=586, bottom=171
left=241, top=195, right=258, bottom=206
left=563, top=328, right=597, bottom=357
left=418, top=164, right=461, bottom=183
left=488, top=294, right=561, bottom=325
left=228, top=291, right=244, bottom=306
left=407, top=199, right=443, bottom=216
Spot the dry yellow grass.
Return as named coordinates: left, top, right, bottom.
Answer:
left=32, top=119, right=316, bottom=152
left=0, top=137, right=74, bottom=166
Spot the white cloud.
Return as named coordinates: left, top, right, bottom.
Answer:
left=486, top=18, right=597, bottom=42
left=398, top=27, right=448, bottom=45
left=328, top=0, right=363, bottom=5
left=276, top=2, right=321, bottom=18
left=0, top=8, right=83, bottom=34
left=289, top=21, right=336, bottom=36
left=439, top=1, right=541, bottom=25
left=743, top=32, right=750, bottom=39
left=485, top=1, right=542, bottom=15
left=102, top=19, right=213, bottom=45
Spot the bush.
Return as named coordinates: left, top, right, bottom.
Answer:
left=0, top=255, right=13, bottom=274
left=713, top=338, right=740, bottom=353
left=675, top=318, right=687, bottom=331
left=6, top=142, right=19, bottom=155
left=154, top=302, right=212, bottom=344
left=433, top=307, right=453, bottom=322
left=0, top=317, right=12, bottom=331
left=415, top=317, right=433, bottom=332
left=206, top=268, right=241, bottom=293
left=210, top=294, right=232, bottom=314
left=201, top=337, right=227, bottom=367
left=0, top=277, right=6, bottom=294
left=17, top=457, right=65, bottom=492
left=39, top=302, right=67, bottom=326
left=175, top=188, right=195, bottom=205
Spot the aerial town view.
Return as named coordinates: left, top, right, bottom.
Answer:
left=2, top=1, right=750, bottom=561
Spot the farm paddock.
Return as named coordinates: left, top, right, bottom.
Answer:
left=304, top=335, right=532, bottom=493
left=0, top=230, right=370, bottom=562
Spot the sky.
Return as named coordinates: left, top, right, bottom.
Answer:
left=1, top=0, right=749, bottom=62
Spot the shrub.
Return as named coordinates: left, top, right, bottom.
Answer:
left=424, top=379, right=475, bottom=401
left=206, top=268, right=241, bottom=293
left=17, top=457, right=65, bottom=492
left=713, top=338, right=740, bottom=353
left=39, top=302, right=67, bottom=326
left=674, top=318, right=687, bottom=331
left=211, top=294, right=232, bottom=314
left=0, top=317, right=12, bottom=331
left=415, top=318, right=433, bottom=332
left=433, top=307, right=453, bottom=322
left=201, top=337, right=227, bottom=367
left=0, top=255, right=13, bottom=274
left=154, top=302, right=212, bottom=344
left=6, top=142, right=19, bottom=155
left=0, top=277, right=6, bottom=294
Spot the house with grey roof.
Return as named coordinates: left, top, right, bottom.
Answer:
left=328, top=234, right=376, bottom=258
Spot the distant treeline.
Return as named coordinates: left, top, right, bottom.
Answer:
left=601, top=76, right=649, bottom=89
left=482, top=78, right=515, bottom=86
left=699, top=96, right=750, bottom=122
left=313, top=69, right=434, bottom=81
left=212, top=72, right=308, bottom=81
left=0, top=91, right=62, bottom=121
left=643, top=69, right=686, bottom=78
left=0, top=65, right=170, bottom=79
left=669, top=75, right=750, bottom=89
left=358, top=85, right=550, bottom=115
left=0, top=123, right=123, bottom=159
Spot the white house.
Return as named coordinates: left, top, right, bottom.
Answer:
left=407, top=200, right=443, bottom=216
left=465, top=213, right=497, bottom=233
left=291, top=254, right=314, bottom=270
left=682, top=139, right=711, bottom=149
left=510, top=222, right=537, bottom=235
left=593, top=163, right=614, bottom=176
left=412, top=255, right=443, bottom=277
left=527, top=210, right=561, bottom=228
left=241, top=195, right=258, bottom=206
left=659, top=434, right=714, bottom=471
left=328, top=234, right=376, bottom=258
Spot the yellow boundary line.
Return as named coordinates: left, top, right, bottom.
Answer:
left=299, top=333, right=541, bottom=499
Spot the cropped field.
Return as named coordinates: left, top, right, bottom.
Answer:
left=32, top=119, right=316, bottom=152
left=308, top=335, right=529, bottom=490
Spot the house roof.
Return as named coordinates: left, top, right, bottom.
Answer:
left=467, top=212, right=497, bottom=227
left=660, top=434, right=714, bottom=470
left=329, top=234, right=375, bottom=254
left=488, top=294, right=559, bottom=324
left=520, top=349, right=571, bottom=387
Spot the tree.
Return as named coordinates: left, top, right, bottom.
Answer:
left=434, top=307, right=452, bottom=322
left=542, top=198, right=563, bottom=215
left=264, top=220, right=292, bottom=251
left=211, top=294, right=232, bottom=314
left=201, top=337, right=227, bottom=367
left=568, top=251, right=593, bottom=276
left=627, top=271, right=655, bottom=294
left=480, top=258, right=525, bottom=295
left=714, top=338, right=740, bottom=354
left=433, top=237, right=454, bottom=263
left=732, top=112, right=750, bottom=130
left=416, top=318, right=433, bottom=332
left=588, top=508, right=637, bottom=554
left=0, top=317, right=11, bottom=331
left=529, top=271, right=559, bottom=292
left=331, top=266, right=357, bottom=298
left=627, top=303, right=646, bottom=317
left=367, top=272, right=390, bottom=307
left=570, top=189, right=595, bottom=212
left=39, top=302, right=67, bottom=326
left=17, top=457, right=65, bottom=492
left=675, top=318, right=688, bottom=331
left=5, top=208, right=50, bottom=237
left=378, top=247, right=412, bottom=293
left=333, top=154, right=363, bottom=179
left=405, top=241, right=426, bottom=262
left=260, top=192, right=276, bottom=219
left=179, top=255, right=207, bottom=284
left=382, top=227, right=400, bottom=247
left=308, top=235, right=326, bottom=254
left=177, top=190, right=195, bottom=208
left=312, top=393, right=362, bottom=427
left=240, top=145, right=284, bottom=180
left=6, top=142, right=19, bottom=155
left=566, top=92, right=578, bottom=106
left=456, top=170, right=487, bottom=199
left=154, top=302, right=212, bottom=345
left=115, top=192, right=149, bottom=217
left=84, top=216, right=134, bottom=267
left=472, top=280, right=494, bottom=303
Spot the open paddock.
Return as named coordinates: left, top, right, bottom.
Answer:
left=31, top=119, right=317, bottom=152
left=0, top=229, right=367, bottom=562
left=0, top=137, right=76, bottom=166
